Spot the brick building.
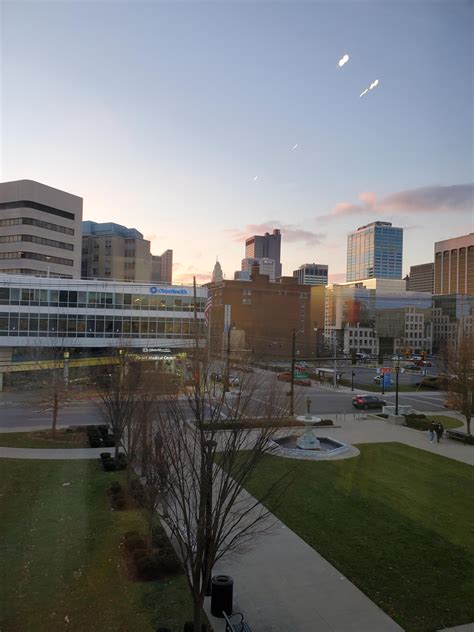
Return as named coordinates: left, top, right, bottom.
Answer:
left=207, top=267, right=318, bottom=360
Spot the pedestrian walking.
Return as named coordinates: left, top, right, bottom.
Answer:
left=429, top=421, right=436, bottom=443
left=435, top=421, right=444, bottom=443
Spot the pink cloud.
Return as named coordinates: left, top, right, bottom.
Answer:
left=321, top=183, right=473, bottom=220
left=226, top=221, right=325, bottom=246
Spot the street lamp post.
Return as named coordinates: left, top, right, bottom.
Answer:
left=203, top=438, right=217, bottom=596
left=351, top=370, right=355, bottom=391
left=395, top=355, right=401, bottom=416
left=289, top=328, right=296, bottom=416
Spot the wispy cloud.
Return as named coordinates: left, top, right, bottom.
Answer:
left=321, top=184, right=474, bottom=220
left=174, top=270, right=211, bottom=284
left=226, top=221, right=325, bottom=246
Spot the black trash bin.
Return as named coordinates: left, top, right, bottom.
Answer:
left=210, top=574, right=233, bottom=618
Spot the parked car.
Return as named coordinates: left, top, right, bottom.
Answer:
left=373, top=375, right=394, bottom=385
left=410, top=355, right=423, bottom=361
left=277, top=372, right=292, bottom=382
left=391, top=354, right=404, bottom=361
left=352, top=395, right=386, bottom=409
left=415, top=359, right=432, bottom=367
left=294, top=378, right=311, bottom=386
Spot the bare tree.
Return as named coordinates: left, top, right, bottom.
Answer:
left=29, top=340, right=72, bottom=435
left=152, top=364, right=291, bottom=631
left=443, top=332, right=474, bottom=435
left=95, top=349, right=141, bottom=458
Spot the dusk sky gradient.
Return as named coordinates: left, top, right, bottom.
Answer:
left=1, top=1, right=473, bottom=284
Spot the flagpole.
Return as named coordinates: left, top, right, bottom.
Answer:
left=207, top=294, right=212, bottom=364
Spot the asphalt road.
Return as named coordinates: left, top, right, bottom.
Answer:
left=0, top=367, right=447, bottom=430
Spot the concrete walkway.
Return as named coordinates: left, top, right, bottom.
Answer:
left=0, top=446, right=109, bottom=459
left=204, top=510, right=403, bottom=632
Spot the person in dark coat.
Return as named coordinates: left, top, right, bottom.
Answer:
left=429, top=421, right=436, bottom=443
left=435, top=421, right=444, bottom=443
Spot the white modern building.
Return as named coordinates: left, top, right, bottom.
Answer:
left=0, top=275, right=207, bottom=360
left=0, top=180, right=83, bottom=278
left=293, top=263, right=328, bottom=286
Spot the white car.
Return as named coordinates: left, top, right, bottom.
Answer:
left=373, top=375, right=394, bottom=385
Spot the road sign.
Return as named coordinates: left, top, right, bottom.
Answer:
left=381, top=367, right=391, bottom=374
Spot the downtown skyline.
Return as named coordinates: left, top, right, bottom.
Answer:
left=1, top=1, right=472, bottom=284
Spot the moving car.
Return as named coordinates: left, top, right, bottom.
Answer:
left=373, top=375, right=394, bottom=385
left=294, top=378, right=311, bottom=386
left=277, top=372, right=311, bottom=386
left=352, top=395, right=386, bottom=409
left=277, top=372, right=292, bottom=382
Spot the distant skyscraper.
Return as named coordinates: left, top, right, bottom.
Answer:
left=212, top=259, right=223, bottom=282
left=293, top=263, right=328, bottom=286
left=245, top=229, right=282, bottom=277
left=241, top=257, right=275, bottom=280
left=434, top=233, right=474, bottom=295
left=407, top=262, right=434, bottom=293
left=151, top=249, right=173, bottom=284
left=346, top=221, right=403, bottom=282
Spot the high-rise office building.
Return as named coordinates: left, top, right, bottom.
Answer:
left=406, top=262, right=434, bottom=293
left=293, top=263, right=328, bottom=286
left=245, top=229, right=282, bottom=277
left=346, top=221, right=403, bottom=282
left=152, top=249, right=173, bottom=284
left=81, top=221, right=152, bottom=282
left=434, top=233, right=474, bottom=295
left=241, top=257, right=275, bottom=280
left=0, top=179, right=83, bottom=278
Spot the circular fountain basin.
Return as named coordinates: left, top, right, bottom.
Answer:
left=270, top=435, right=357, bottom=460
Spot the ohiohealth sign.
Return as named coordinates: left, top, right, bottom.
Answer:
left=149, top=287, right=189, bottom=295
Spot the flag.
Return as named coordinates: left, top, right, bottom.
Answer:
left=204, top=295, right=212, bottom=327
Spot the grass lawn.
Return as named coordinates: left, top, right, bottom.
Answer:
left=426, top=415, right=464, bottom=429
left=0, top=429, right=89, bottom=449
left=0, top=459, right=193, bottom=631
left=243, top=443, right=474, bottom=632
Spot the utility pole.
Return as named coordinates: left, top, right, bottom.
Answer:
left=351, top=370, right=355, bottom=391
left=395, top=355, right=400, bottom=415
left=224, top=326, right=231, bottom=393
left=289, top=328, right=296, bottom=416
left=333, top=334, right=337, bottom=389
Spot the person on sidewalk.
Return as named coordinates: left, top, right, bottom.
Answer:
left=429, top=421, right=436, bottom=443
left=435, top=421, right=444, bottom=443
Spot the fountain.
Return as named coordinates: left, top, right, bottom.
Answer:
left=270, top=398, right=358, bottom=460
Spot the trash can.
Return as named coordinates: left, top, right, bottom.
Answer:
left=210, top=574, right=233, bottom=618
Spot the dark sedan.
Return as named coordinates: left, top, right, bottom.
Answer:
left=352, top=395, right=386, bottom=410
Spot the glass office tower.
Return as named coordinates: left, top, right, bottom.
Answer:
left=346, top=221, right=403, bottom=282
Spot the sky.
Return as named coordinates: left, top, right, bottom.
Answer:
left=1, top=0, right=473, bottom=284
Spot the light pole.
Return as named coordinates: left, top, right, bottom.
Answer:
left=395, top=354, right=401, bottom=416
left=289, top=328, right=304, bottom=416
left=351, top=370, right=355, bottom=391
left=203, top=438, right=217, bottom=596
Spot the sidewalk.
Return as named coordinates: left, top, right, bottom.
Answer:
left=204, top=501, right=403, bottom=632
left=0, top=446, right=107, bottom=459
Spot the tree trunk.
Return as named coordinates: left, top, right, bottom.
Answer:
left=114, top=433, right=120, bottom=459
left=466, top=416, right=471, bottom=436
left=193, top=598, right=203, bottom=632
left=52, top=393, right=59, bottom=434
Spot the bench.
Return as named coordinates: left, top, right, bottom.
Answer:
left=223, top=611, right=252, bottom=632
left=446, top=429, right=474, bottom=444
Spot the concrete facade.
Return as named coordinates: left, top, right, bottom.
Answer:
left=245, top=229, right=282, bottom=277
left=151, top=249, right=173, bottom=284
left=407, top=262, right=434, bottom=293
left=81, top=221, right=152, bottom=282
left=434, top=233, right=474, bottom=295
left=293, top=263, right=328, bottom=286
left=0, top=180, right=83, bottom=278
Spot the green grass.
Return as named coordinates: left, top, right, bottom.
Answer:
left=0, top=459, right=193, bottom=631
left=427, top=415, right=464, bottom=429
left=243, top=443, right=474, bottom=632
left=0, top=429, right=89, bottom=449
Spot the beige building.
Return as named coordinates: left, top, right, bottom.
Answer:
left=151, top=249, right=173, bottom=284
left=407, top=262, right=434, bottom=293
left=0, top=179, right=83, bottom=278
left=81, top=221, right=152, bottom=282
left=434, top=233, right=474, bottom=295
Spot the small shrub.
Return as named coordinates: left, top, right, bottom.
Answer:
left=109, top=481, right=123, bottom=494
left=102, top=459, right=116, bottom=472
left=136, top=553, right=161, bottom=581
left=159, top=549, right=182, bottom=574
left=111, top=493, right=126, bottom=510
left=124, top=534, right=147, bottom=552
left=100, top=452, right=112, bottom=460
left=152, top=526, right=170, bottom=549
left=115, top=454, right=128, bottom=470
left=132, top=548, right=149, bottom=564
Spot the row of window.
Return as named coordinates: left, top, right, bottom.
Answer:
left=0, top=251, right=74, bottom=266
left=0, top=313, right=204, bottom=337
left=0, top=287, right=205, bottom=311
left=0, top=200, right=75, bottom=221
left=0, top=217, right=75, bottom=236
left=0, top=269, right=72, bottom=278
left=0, top=234, right=74, bottom=251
